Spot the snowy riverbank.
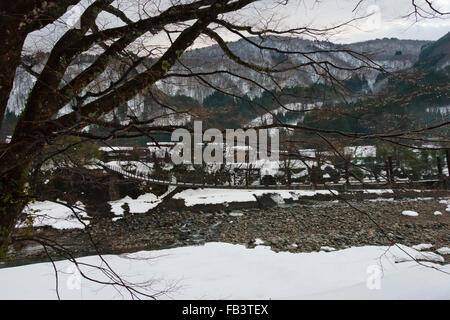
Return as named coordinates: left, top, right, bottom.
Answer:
left=0, top=242, right=449, bottom=299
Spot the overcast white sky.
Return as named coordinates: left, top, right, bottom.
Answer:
left=25, top=0, right=450, bottom=53
left=260, top=0, right=450, bottom=43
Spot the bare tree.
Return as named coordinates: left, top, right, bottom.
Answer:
left=0, top=0, right=261, bottom=254
left=0, top=0, right=448, bottom=264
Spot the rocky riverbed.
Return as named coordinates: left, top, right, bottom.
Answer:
left=5, top=195, right=450, bottom=267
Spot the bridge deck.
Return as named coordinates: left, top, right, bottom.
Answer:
left=99, top=162, right=443, bottom=190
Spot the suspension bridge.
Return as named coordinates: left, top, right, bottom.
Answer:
left=98, top=161, right=444, bottom=191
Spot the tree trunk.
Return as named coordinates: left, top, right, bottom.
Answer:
left=437, top=156, right=443, bottom=180
left=388, top=156, right=394, bottom=185
left=0, top=0, right=81, bottom=124
left=0, top=24, right=26, bottom=125
left=0, top=161, right=32, bottom=259
left=0, top=120, right=45, bottom=258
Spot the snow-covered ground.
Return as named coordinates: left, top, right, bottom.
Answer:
left=16, top=192, right=449, bottom=229
left=401, top=210, right=419, bottom=217
left=109, top=187, right=176, bottom=220
left=8, top=196, right=450, bottom=299
left=16, top=192, right=448, bottom=228
left=17, top=200, right=89, bottom=230
left=109, top=193, right=160, bottom=216
left=173, top=188, right=336, bottom=206
left=440, top=199, right=450, bottom=213
left=0, top=242, right=449, bottom=300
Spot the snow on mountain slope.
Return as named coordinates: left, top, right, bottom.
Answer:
left=157, top=37, right=429, bottom=102
left=6, top=37, right=429, bottom=118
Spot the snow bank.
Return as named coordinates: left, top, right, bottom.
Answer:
left=439, top=199, right=450, bottom=213
left=18, top=200, right=89, bottom=230
left=1, top=242, right=449, bottom=300
left=172, top=188, right=336, bottom=206
left=320, top=246, right=336, bottom=252
left=109, top=193, right=160, bottom=217
left=401, top=210, right=419, bottom=217
left=437, top=247, right=450, bottom=255
left=412, top=244, right=433, bottom=251
left=392, top=244, right=444, bottom=263
left=360, top=189, right=394, bottom=194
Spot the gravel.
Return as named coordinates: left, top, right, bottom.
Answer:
left=6, top=196, right=450, bottom=267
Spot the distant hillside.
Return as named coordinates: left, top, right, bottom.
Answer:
left=2, top=35, right=445, bottom=140
left=417, top=31, right=450, bottom=69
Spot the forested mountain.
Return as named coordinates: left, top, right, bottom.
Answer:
left=2, top=34, right=449, bottom=140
